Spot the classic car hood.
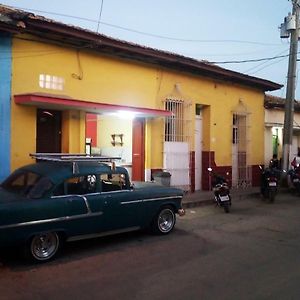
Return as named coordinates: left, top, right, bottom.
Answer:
left=132, top=181, right=183, bottom=195
left=132, top=181, right=162, bottom=189
left=0, top=187, right=25, bottom=204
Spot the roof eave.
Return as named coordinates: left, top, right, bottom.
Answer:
left=0, top=6, right=283, bottom=92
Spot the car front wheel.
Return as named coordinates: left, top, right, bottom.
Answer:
left=29, top=232, right=60, bottom=262
left=152, top=206, right=176, bottom=234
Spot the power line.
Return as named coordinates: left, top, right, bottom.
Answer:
left=96, top=0, right=104, bottom=33
left=0, top=41, right=291, bottom=66
left=244, top=48, right=289, bottom=73
left=0, top=51, right=61, bottom=59
left=10, top=6, right=282, bottom=46
left=189, top=46, right=288, bottom=58
left=211, top=53, right=294, bottom=64
left=248, top=56, right=288, bottom=75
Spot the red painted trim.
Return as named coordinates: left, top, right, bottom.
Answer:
left=86, top=113, right=97, bottom=147
left=190, top=151, right=195, bottom=192
left=252, top=165, right=261, bottom=187
left=14, top=94, right=172, bottom=117
left=132, top=118, right=145, bottom=181
left=202, top=151, right=232, bottom=190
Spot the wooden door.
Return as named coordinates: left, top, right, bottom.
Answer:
left=36, top=109, right=62, bottom=153
left=132, top=118, right=145, bottom=181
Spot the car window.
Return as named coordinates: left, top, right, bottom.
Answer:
left=1, top=171, right=53, bottom=198
left=53, top=175, right=97, bottom=196
left=27, top=177, right=53, bottom=199
left=100, top=173, right=127, bottom=192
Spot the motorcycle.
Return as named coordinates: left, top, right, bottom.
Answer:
left=208, top=168, right=231, bottom=213
left=259, top=165, right=278, bottom=202
left=288, top=165, right=300, bottom=193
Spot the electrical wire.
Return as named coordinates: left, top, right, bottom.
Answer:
left=248, top=56, right=288, bottom=75
left=0, top=35, right=292, bottom=68
left=244, top=48, right=289, bottom=73
left=0, top=51, right=61, bottom=60
left=96, top=0, right=104, bottom=33
left=188, top=46, right=289, bottom=58
left=0, top=16, right=292, bottom=68
left=211, top=53, right=295, bottom=64
left=0, top=44, right=293, bottom=66
left=9, top=6, right=282, bottom=46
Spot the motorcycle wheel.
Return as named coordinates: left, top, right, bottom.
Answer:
left=296, top=184, right=300, bottom=195
left=223, top=202, right=230, bottom=213
left=263, top=189, right=269, bottom=199
left=269, top=190, right=276, bottom=203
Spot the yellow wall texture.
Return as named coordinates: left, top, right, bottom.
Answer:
left=11, top=35, right=265, bottom=170
left=61, top=111, right=86, bottom=153
left=10, top=104, right=36, bottom=170
left=96, top=115, right=132, bottom=148
left=153, top=70, right=265, bottom=167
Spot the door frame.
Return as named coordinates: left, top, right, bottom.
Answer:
left=195, top=115, right=202, bottom=190
left=132, top=118, right=145, bottom=181
left=36, top=109, right=62, bottom=153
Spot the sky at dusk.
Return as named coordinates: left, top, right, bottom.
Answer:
left=0, top=0, right=296, bottom=98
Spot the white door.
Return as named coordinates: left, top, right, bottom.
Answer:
left=163, top=142, right=190, bottom=190
left=195, top=116, right=202, bottom=190
left=232, top=114, right=248, bottom=187
left=232, top=144, right=238, bottom=186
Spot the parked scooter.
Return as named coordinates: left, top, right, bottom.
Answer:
left=259, top=165, right=278, bottom=202
left=208, top=168, right=231, bottom=213
left=288, top=165, right=300, bottom=193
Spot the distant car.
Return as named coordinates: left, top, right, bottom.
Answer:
left=0, top=154, right=184, bottom=262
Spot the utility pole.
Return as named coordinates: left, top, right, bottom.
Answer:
left=281, top=0, right=300, bottom=171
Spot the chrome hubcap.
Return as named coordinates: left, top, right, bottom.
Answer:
left=158, top=209, right=174, bottom=232
left=31, top=232, right=59, bottom=261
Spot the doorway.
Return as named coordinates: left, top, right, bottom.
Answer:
left=232, top=114, right=250, bottom=187
left=132, top=118, right=145, bottom=181
left=85, top=114, right=145, bottom=181
left=36, top=109, right=62, bottom=153
left=195, top=115, right=202, bottom=190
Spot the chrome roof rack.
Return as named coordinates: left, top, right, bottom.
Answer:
left=30, top=153, right=122, bottom=174
left=30, top=153, right=121, bottom=162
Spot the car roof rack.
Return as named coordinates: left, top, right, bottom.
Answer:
left=30, top=153, right=122, bottom=174
left=30, top=153, right=121, bottom=162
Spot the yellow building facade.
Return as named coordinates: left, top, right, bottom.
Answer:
left=0, top=6, right=281, bottom=190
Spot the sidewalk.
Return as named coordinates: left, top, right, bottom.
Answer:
left=182, top=186, right=260, bottom=208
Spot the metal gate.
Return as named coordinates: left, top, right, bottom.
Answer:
left=232, top=113, right=252, bottom=187
left=163, top=98, right=192, bottom=190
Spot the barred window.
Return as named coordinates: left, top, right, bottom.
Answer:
left=164, top=99, right=184, bottom=142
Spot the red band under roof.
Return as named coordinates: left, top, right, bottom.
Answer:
left=14, top=93, right=172, bottom=117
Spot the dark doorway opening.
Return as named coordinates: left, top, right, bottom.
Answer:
left=36, top=109, right=62, bottom=153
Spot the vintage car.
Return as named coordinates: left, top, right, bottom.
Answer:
left=0, top=154, right=185, bottom=262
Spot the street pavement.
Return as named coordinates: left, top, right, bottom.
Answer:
left=1, top=189, right=300, bottom=300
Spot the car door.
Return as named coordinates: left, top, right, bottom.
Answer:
left=97, top=172, right=143, bottom=231
left=53, top=175, right=106, bottom=237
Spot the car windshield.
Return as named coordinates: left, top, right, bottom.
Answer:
left=1, top=170, right=53, bottom=199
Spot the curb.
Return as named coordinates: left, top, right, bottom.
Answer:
left=182, top=198, right=213, bottom=209
left=182, top=191, right=260, bottom=209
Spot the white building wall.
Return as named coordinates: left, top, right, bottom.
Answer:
left=264, top=126, right=273, bottom=166
left=265, top=108, right=300, bottom=168
left=265, top=109, right=300, bottom=128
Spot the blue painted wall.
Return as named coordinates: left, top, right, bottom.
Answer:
left=0, top=33, right=12, bottom=182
